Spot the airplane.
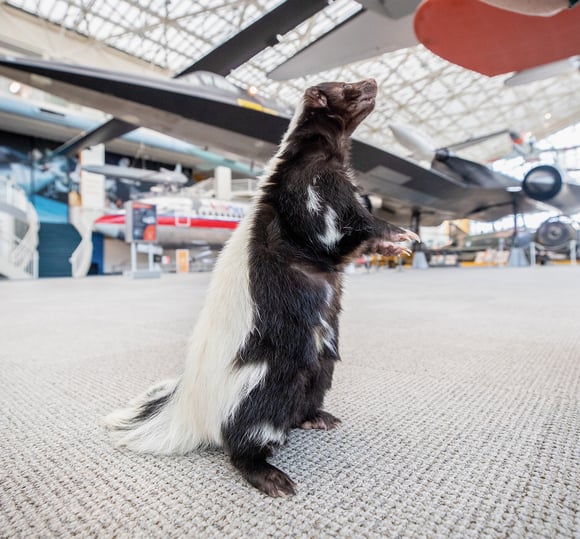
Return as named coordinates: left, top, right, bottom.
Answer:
left=269, top=0, right=421, bottom=81
left=1, top=55, right=580, bottom=234
left=414, top=0, right=580, bottom=87
left=389, top=123, right=580, bottom=222
left=269, top=0, right=580, bottom=86
left=389, top=123, right=529, bottom=163
left=0, top=89, right=262, bottom=177
left=81, top=162, right=188, bottom=186
left=93, top=178, right=253, bottom=248
left=432, top=216, right=580, bottom=264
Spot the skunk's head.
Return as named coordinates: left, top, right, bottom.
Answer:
left=302, top=79, right=377, bottom=135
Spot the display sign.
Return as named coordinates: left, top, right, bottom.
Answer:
left=176, top=249, right=190, bottom=274
left=125, top=201, right=157, bottom=243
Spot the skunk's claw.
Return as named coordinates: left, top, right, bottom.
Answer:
left=391, top=228, right=421, bottom=243
left=377, top=242, right=412, bottom=257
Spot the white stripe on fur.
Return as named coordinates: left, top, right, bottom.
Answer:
left=319, top=206, right=343, bottom=249
left=246, top=423, right=287, bottom=446
left=307, top=185, right=322, bottom=213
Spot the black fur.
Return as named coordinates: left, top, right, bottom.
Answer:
left=221, top=79, right=410, bottom=496
left=134, top=393, right=174, bottom=423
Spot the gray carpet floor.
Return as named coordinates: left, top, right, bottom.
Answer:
left=0, top=266, right=579, bottom=538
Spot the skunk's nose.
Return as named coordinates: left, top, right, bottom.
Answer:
left=360, top=78, right=377, bottom=96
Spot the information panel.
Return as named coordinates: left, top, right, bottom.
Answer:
left=175, top=249, right=190, bottom=274
left=125, top=201, right=157, bottom=243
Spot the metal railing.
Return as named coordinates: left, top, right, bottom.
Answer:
left=0, top=179, right=39, bottom=279
left=69, top=206, right=101, bottom=278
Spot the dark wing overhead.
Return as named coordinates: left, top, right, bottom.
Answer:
left=432, top=153, right=522, bottom=189
left=174, top=0, right=328, bottom=78
left=52, top=118, right=137, bottom=156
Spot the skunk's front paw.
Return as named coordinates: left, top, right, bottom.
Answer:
left=376, top=241, right=412, bottom=257
left=300, top=411, right=342, bottom=430
left=389, top=227, right=420, bottom=243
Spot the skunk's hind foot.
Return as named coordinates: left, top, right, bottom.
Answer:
left=231, top=454, right=297, bottom=498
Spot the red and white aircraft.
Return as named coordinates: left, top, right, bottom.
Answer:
left=94, top=180, right=254, bottom=248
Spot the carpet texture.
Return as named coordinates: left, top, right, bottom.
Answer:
left=0, top=267, right=578, bottom=537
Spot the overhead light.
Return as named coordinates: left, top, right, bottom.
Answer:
left=8, top=81, right=21, bottom=94
left=544, top=112, right=552, bottom=120
left=247, top=85, right=258, bottom=96
left=507, top=186, right=522, bottom=192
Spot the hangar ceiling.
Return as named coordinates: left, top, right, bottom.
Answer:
left=2, top=0, right=579, bottom=164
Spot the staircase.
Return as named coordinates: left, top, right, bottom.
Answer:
left=0, top=179, right=39, bottom=279
left=38, top=223, right=81, bottom=278
left=69, top=206, right=103, bottom=278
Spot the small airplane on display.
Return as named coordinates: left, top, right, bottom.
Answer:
left=433, top=216, right=580, bottom=264
left=1, top=55, right=580, bottom=236
left=93, top=178, right=255, bottom=248
left=389, top=122, right=580, bottom=222
left=82, top=162, right=188, bottom=186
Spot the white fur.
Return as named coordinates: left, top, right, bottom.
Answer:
left=104, top=97, right=310, bottom=456
left=319, top=316, right=336, bottom=355
left=319, top=206, right=343, bottom=248
left=307, top=185, right=322, bottom=213
left=324, top=282, right=333, bottom=306
left=102, top=378, right=178, bottom=432
left=246, top=423, right=287, bottom=446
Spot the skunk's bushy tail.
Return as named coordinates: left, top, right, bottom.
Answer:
left=102, top=378, right=198, bottom=455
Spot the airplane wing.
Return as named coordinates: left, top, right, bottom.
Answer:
left=269, top=8, right=417, bottom=81
left=0, top=55, right=285, bottom=166
left=175, top=0, right=328, bottom=78
left=52, top=118, right=137, bottom=157
left=0, top=55, right=566, bottom=227
left=351, top=143, right=547, bottom=226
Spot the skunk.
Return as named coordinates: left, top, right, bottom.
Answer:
left=103, top=78, right=419, bottom=497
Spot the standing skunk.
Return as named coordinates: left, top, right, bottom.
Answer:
left=103, top=79, right=419, bottom=497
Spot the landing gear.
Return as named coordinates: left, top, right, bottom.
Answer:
left=410, top=210, right=428, bottom=269
left=507, top=193, right=530, bottom=267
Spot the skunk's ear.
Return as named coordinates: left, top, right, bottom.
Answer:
left=304, top=87, right=327, bottom=109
